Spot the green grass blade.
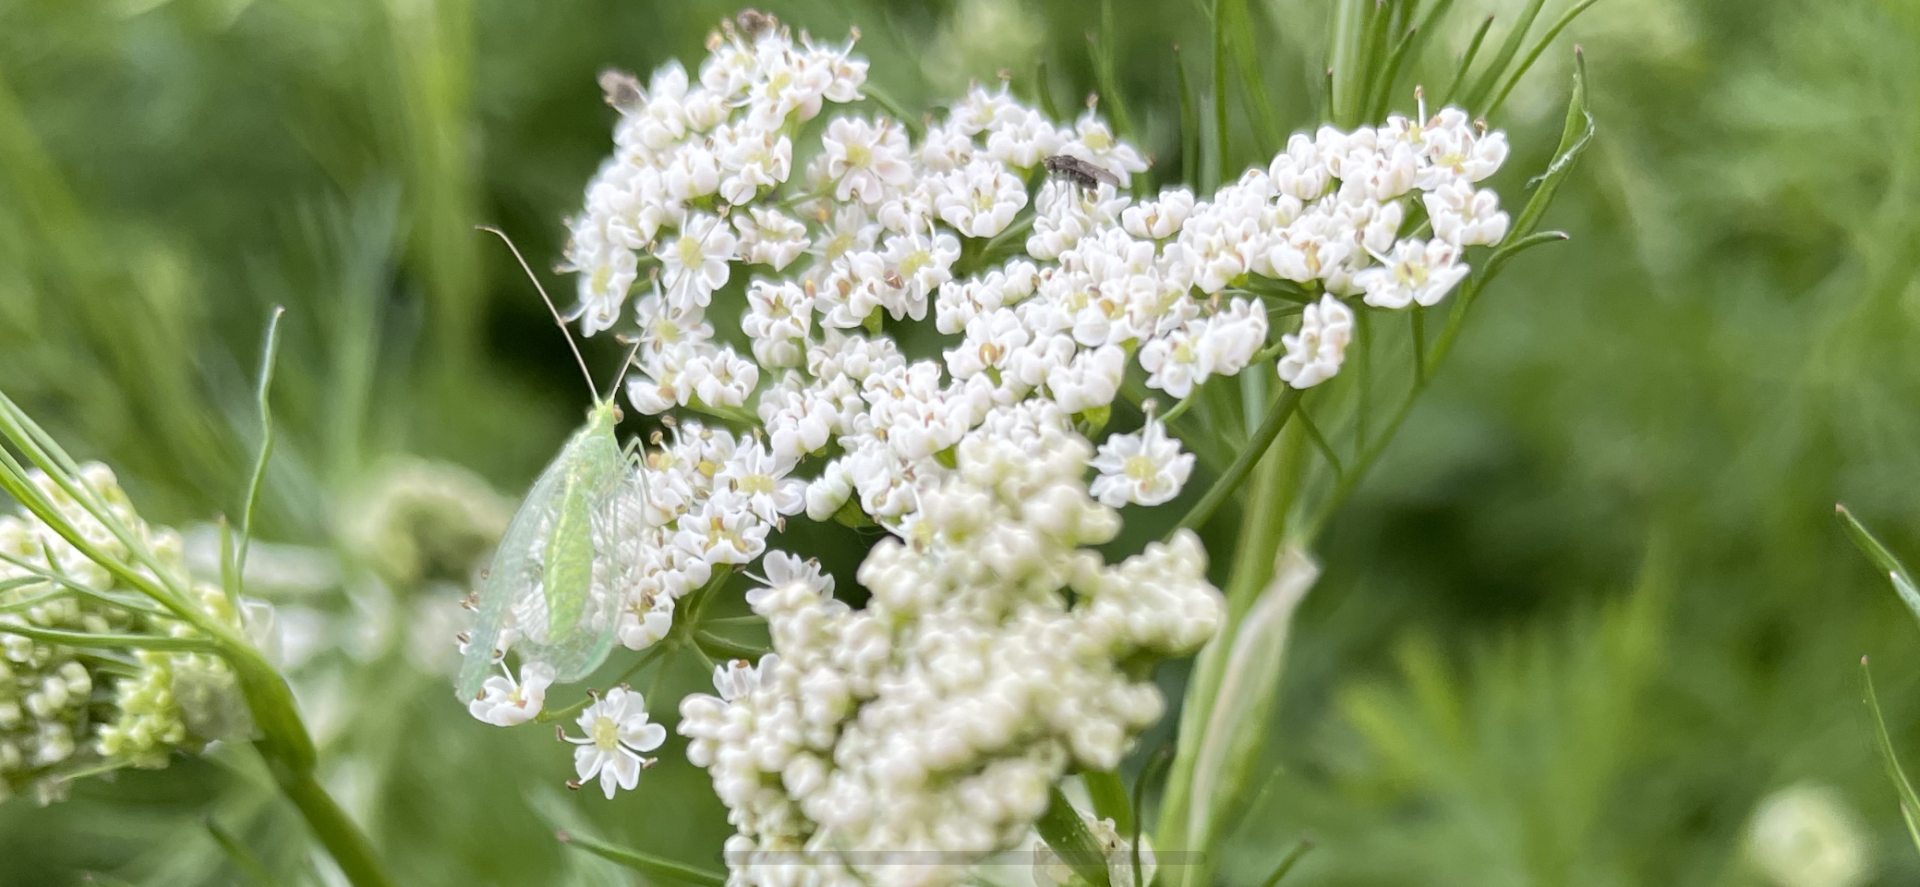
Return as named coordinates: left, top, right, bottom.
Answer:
left=1463, top=0, right=1550, bottom=112
left=1486, top=0, right=1602, bottom=119
left=556, top=831, right=727, bottom=887
left=1837, top=503, right=1920, bottom=629
left=1328, top=0, right=1368, bottom=127
left=1861, top=658, right=1920, bottom=854
left=1442, top=15, right=1495, bottom=107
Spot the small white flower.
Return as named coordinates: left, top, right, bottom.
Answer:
left=658, top=213, right=738, bottom=307
left=1423, top=179, right=1509, bottom=247
left=934, top=158, right=1028, bottom=238
left=1089, top=417, right=1194, bottom=507
left=1277, top=295, right=1354, bottom=389
left=466, top=662, right=555, bottom=727
left=823, top=116, right=914, bottom=204
left=734, top=206, right=811, bottom=271
left=1355, top=238, right=1470, bottom=309
left=616, top=592, right=675, bottom=651
left=563, top=687, right=667, bottom=799
left=1121, top=188, right=1195, bottom=240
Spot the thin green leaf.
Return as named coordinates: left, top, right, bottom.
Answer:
left=557, top=830, right=727, bottom=887
left=1296, top=406, right=1345, bottom=478
left=207, top=818, right=281, bottom=887
left=1255, top=839, right=1316, bottom=887
left=1837, top=504, right=1920, bottom=629
left=0, top=550, right=166, bottom=617
left=862, top=83, right=923, bottom=138
left=0, top=395, right=187, bottom=606
left=1508, top=49, right=1592, bottom=240
left=1481, top=230, right=1571, bottom=281
left=1462, top=0, right=1550, bottom=112
left=1862, top=659, right=1920, bottom=854
left=1442, top=15, right=1495, bottom=106
left=0, top=622, right=218, bottom=653
left=1486, top=0, right=1601, bottom=119
left=1395, top=0, right=1458, bottom=94
left=1036, top=786, right=1113, bottom=887
left=694, top=630, right=768, bottom=661
left=233, top=306, right=286, bottom=615
left=1367, top=26, right=1420, bottom=121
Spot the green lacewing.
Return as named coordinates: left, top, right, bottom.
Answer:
left=457, top=227, right=638, bottom=701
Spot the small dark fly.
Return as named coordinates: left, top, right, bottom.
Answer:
left=1042, top=154, right=1120, bottom=190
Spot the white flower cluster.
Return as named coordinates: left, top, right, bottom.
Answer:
left=0, top=465, right=248, bottom=804
left=679, top=403, right=1220, bottom=887
left=521, top=9, right=1522, bottom=878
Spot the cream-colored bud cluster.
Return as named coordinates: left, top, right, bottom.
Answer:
left=0, top=464, right=247, bottom=804
left=680, top=402, right=1221, bottom=887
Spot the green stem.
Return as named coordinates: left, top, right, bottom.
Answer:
left=268, top=761, right=397, bottom=887
left=1173, top=387, right=1303, bottom=535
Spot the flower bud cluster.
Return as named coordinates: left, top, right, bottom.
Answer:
left=679, top=402, right=1221, bottom=887
left=0, top=465, right=248, bottom=804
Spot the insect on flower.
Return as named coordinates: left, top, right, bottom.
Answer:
left=1042, top=154, right=1121, bottom=191
left=456, top=227, right=645, bottom=702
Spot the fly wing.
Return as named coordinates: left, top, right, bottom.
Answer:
left=455, top=448, right=569, bottom=701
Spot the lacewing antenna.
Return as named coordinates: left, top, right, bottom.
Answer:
left=478, top=225, right=602, bottom=404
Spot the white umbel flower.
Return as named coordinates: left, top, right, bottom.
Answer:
left=1089, top=417, right=1194, bottom=507
left=563, top=687, right=667, bottom=799
left=1354, top=238, right=1470, bottom=309
left=1277, top=295, right=1355, bottom=389
left=467, top=662, right=556, bottom=727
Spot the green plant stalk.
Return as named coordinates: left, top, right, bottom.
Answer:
left=1173, top=387, right=1304, bottom=535
left=1157, top=419, right=1309, bottom=887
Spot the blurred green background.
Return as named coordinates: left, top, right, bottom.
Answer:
left=3, top=0, right=1920, bottom=885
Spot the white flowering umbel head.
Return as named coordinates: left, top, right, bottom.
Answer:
left=522, top=7, right=1524, bottom=880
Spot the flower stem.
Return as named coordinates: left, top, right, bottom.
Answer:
left=1172, top=387, right=1303, bottom=536
left=269, top=763, right=399, bottom=887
